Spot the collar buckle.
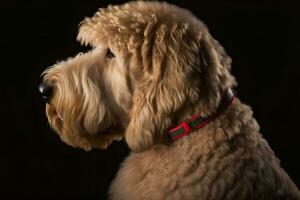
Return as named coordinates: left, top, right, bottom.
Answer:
left=182, top=122, right=191, bottom=135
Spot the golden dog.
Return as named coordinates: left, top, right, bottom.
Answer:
left=39, top=1, right=300, bottom=199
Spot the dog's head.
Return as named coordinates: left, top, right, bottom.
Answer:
left=40, top=1, right=236, bottom=152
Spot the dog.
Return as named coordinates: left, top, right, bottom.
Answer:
left=39, top=1, right=300, bottom=199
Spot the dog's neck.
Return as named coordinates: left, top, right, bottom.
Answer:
left=167, top=89, right=235, bottom=142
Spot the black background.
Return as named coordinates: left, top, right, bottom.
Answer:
left=0, top=0, right=299, bottom=198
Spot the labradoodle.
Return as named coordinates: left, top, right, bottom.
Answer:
left=39, top=1, right=300, bottom=199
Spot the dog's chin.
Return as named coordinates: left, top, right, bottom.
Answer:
left=88, top=128, right=125, bottom=149
left=45, top=104, right=124, bottom=150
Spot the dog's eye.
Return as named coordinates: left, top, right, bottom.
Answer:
left=105, top=48, right=115, bottom=59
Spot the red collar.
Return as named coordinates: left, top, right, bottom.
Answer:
left=168, top=89, right=235, bottom=141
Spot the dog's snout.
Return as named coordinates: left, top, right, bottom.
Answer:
left=38, top=82, right=53, bottom=102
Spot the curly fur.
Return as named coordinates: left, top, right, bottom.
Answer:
left=41, top=1, right=300, bottom=199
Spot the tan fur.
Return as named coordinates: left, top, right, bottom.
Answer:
left=42, top=1, right=300, bottom=199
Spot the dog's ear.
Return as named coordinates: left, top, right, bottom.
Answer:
left=125, top=24, right=236, bottom=152
left=125, top=24, right=203, bottom=152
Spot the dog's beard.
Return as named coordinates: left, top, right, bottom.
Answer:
left=45, top=101, right=124, bottom=151
left=44, top=72, right=124, bottom=151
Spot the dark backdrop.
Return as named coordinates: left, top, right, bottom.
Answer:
left=0, top=0, right=299, bottom=198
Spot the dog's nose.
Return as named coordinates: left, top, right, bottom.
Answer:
left=38, top=82, right=53, bottom=102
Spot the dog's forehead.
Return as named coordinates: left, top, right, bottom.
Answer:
left=77, top=1, right=203, bottom=48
